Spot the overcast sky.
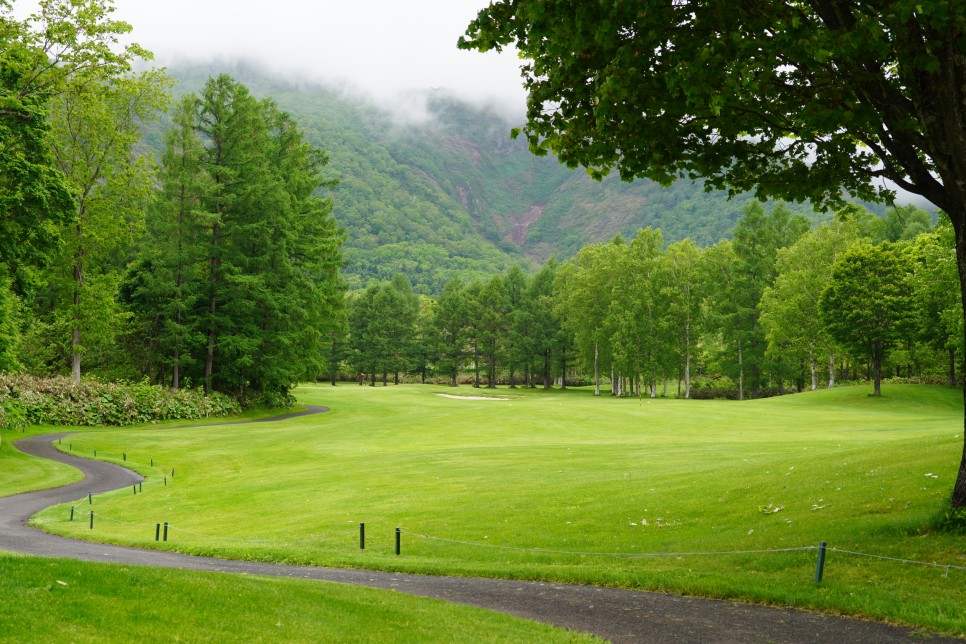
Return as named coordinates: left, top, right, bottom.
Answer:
left=14, top=0, right=526, bottom=114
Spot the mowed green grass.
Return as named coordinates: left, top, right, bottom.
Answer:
left=0, top=425, right=82, bottom=496
left=0, top=553, right=597, bottom=643
left=23, top=383, right=966, bottom=637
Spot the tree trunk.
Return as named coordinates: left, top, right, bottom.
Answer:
left=949, top=347, right=957, bottom=387
left=593, top=342, right=600, bottom=396
left=950, top=210, right=966, bottom=507
left=561, top=345, right=567, bottom=389
left=872, top=342, right=883, bottom=397
left=173, top=346, right=180, bottom=390
left=71, top=325, right=81, bottom=383
left=543, top=350, right=551, bottom=389
left=828, top=351, right=835, bottom=388
left=205, top=222, right=220, bottom=395
left=685, top=351, right=691, bottom=399
left=777, top=354, right=784, bottom=395
left=474, top=342, right=480, bottom=388
left=738, top=344, right=744, bottom=401
left=810, top=343, right=817, bottom=391
left=71, top=224, right=83, bottom=384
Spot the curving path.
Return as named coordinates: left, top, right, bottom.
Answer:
left=1, top=408, right=958, bottom=643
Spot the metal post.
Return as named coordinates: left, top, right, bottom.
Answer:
left=155, top=523, right=160, bottom=541
left=395, top=527, right=401, bottom=555
left=815, top=541, right=827, bottom=583
left=360, top=522, right=365, bottom=550
left=70, top=506, right=74, bottom=521
left=89, top=512, right=94, bottom=530
left=163, top=522, right=168, bottom=542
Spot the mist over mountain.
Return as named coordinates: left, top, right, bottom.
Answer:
left=160, top=62, right=875, bottom=294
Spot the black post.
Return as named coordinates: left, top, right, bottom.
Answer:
left=88, top=493, right=92, bottom=505
left=395, top=527, right=401, bottom=555
left=139, top=481, right=142, bottom=493
left=133, top=485, right=137, bottom=495
left=360, top=522, right=365, bottom=550
left=89, top=512, right=94, bottom=530
left=155, top=523, right=160, bottom=541
left=163, top=522, right=168, bottom=542
left=70, top=506, right=74, bottom=521
left=815, top=541, right=828, bottom=583
left=123, top=452, right=126, bottom=461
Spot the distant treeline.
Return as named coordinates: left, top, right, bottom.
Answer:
left=337, top=200, right=955, bottom=399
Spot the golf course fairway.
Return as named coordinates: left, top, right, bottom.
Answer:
left=16, top=383, right=966, bottom=637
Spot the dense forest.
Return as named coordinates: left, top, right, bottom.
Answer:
left=344, top=200, right=955, bottom=399
left=0, top=2, right=951, bottom=409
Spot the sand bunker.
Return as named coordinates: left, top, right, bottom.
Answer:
left=436, top=393, right=510, bottom=401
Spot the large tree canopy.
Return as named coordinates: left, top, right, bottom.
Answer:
left=460, top=1, right=966, bottom=508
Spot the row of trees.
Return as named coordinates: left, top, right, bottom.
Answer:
left=1, top=2, right=344, bottom=400
left=341, top=201, right=959, bottom=400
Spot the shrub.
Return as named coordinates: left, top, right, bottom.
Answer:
left=0, top=375, right=240, bottom=429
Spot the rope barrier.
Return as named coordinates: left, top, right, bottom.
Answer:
left=400, top=530, right=816, bottom=558
left=165, top=524, right=359, bottom=544
left=90, top=512, right=155, bottom=528
left=827, top=547, right=966, bottom=573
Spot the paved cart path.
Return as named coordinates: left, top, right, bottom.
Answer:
left=0, top=408, right=957, bottom=643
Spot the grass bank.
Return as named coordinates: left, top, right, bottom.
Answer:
left=0, top=553, right=595, bottom=642
left=17, top=384, right=966, bottom=637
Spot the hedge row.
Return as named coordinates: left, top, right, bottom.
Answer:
left=0, top=375, right=240, bottom=430
left=688, top=386, right=784, bottom=400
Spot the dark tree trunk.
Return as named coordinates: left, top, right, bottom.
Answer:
left=543, top=350, right=551, bottom=389
left=872, top=343, right=884, bottom=397
left=560, top=345, right=567, bottom=389
left=474, top=342, right=480, bottom=388
left=950, top=204, right=966, bottom=507
left=205, top=222, right=220, bottom=395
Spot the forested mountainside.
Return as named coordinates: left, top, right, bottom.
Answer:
left=162, top=63, right=879, bottom=293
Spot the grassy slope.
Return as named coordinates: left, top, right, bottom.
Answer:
left=17, top=384, right=966, bottom=636
left=0, top=426, right=82, bottom=497
left=0, top=553, right=596, bottom=643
